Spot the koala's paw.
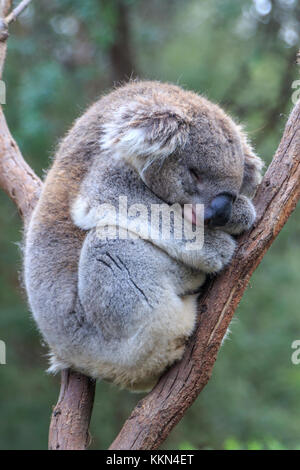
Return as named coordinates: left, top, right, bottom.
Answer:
left=201, top=229, right=236, bottom=273
left=224, top=195, right=256, bottom=236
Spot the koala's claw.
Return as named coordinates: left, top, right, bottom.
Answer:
left=223, top=195, right=256, bottom=235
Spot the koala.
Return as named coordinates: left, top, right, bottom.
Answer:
left=24, top=81, right=263, bottom=392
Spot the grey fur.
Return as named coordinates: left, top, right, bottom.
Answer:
left=24, top=81, right=263, bottom=391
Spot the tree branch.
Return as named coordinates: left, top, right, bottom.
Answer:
left=48, top=370, right=96, bottom=450
left=0, top=2, right=40, bottom=222
left=109, top=99, right=300, bottom=450
left=0, top=0, right=13, bottom=18
left=5, top=0, right=32, bottom=24
left=0, top=108, right=42, bottom=220
left=0, top=3, right=96, bottom=451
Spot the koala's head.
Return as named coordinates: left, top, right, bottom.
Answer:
left=100, top=81, right=264, bottom=227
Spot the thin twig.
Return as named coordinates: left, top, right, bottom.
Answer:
left=0, top=1, right=12, bottom=19
left=5, top=0, right=32, bottom=24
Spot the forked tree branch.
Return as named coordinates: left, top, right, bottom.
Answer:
left=0, top=2, right=96, bottom=451
left=0, top=3, right=299, bottom=450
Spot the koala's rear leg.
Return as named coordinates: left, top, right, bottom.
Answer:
left=77, top=230, right=198, bottom=389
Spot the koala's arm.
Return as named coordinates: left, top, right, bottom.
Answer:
left=157, top=228, right=236, bottom=274
left=190, top=228, right=236, bottom=273
left=222, top=195, right=256, bottom=236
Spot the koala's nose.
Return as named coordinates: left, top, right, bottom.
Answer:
left=204, top=193, right=233, bottom=227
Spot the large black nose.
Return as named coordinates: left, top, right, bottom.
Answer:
left=204, top=194, right=233, bottom=227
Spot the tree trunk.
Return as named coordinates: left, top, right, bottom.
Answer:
left=109, top=0, right=136, bottom=83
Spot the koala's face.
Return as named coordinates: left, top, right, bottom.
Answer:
left=100, top=81, right=263, bottom=227
left=141, top=118, right=245, bottom=227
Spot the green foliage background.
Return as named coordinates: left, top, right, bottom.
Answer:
left=0, top=0, right=300, bottom=450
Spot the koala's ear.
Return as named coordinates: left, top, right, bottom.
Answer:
left=100, top=100, right=191, bottom=161
left=238, top=128, right=264, bottom=198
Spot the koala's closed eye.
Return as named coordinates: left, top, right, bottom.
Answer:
left=189, top=168, right=202, bottom=183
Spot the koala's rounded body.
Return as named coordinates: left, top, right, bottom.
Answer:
left=24, top=81, right=263, bottom=391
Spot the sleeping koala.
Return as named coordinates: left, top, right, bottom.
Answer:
left=24, top=81, right=263, bottom=391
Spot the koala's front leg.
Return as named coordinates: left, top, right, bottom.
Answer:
left=183, top=196, right=255, bottom=273
left=222, top=195, right=256, bottom=236
left=178, top=228, right=237, bottom=274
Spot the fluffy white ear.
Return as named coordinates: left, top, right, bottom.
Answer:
left=100, top=99, right=191, bottom=160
